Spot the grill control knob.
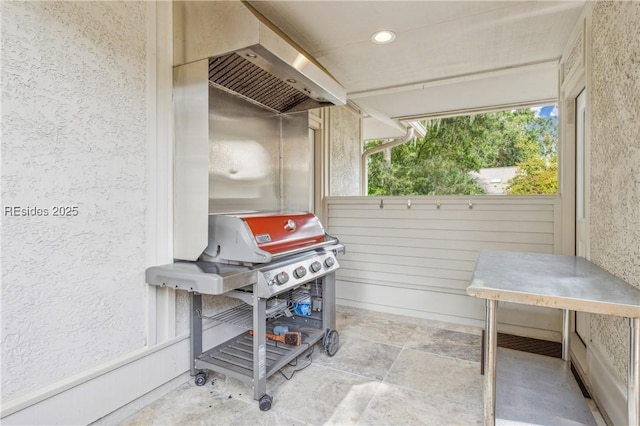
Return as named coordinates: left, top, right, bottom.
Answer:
left=293, top=266, right=307, bottom=279
left=324, top=257, right=335, bottom=268
left=310, top=261, right=322, bottom=273
left=275, top=271, right=289, bottom=285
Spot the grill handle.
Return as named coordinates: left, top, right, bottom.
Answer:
left=269, top=238, right=343, bottom=260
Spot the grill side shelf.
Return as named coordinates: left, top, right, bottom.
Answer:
left=145, top=262, right=257, bottom=295
left=195, top=329, right=324, bottom=383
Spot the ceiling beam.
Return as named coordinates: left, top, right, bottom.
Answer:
left=395, top=98, right=557, bottom=122
left=348, top=59, right=559, bottom=100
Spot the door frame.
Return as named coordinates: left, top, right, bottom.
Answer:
left=558, top=12, right=591, bottom=378
left=574, top=88, right=590, bottom=346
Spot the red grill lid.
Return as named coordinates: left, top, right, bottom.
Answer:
left=203, top=211, right=327, bottom=263
left=241, top=212, right=325, bottom=254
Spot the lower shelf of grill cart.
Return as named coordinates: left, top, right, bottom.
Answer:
left=194, top=328, right=325, bottom=384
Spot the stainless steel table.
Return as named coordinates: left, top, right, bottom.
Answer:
left=467, top=250, right=640, bottom=426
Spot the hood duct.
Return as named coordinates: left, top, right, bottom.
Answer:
left=174, top=1, right=346, bottom=113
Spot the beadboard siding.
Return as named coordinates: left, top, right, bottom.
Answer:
left=327, top=196, right=563, bottom=338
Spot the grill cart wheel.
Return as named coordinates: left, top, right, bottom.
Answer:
left=259, top=394, right=272, bottom=411
left=194, top=372, right=207, bottom=386
left=323, top=329, right=339, bottom=357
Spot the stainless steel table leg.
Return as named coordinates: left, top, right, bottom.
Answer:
left=484, top=299, right=498, bottom=426
left=562, top=309, right=571, bottom=361
left=630, top=317, right=640, bottom=426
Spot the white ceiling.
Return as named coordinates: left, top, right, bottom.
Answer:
left=248, top=1, right=585, bottom=139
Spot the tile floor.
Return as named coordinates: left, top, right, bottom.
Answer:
left=121, top=306, right=603, bottom=426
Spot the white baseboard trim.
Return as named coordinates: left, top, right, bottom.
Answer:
left=91, top=371, right=191, bottom=425
left=1, top=338, right=189, bottom=425
left=1, top=322, right=240, bottom=425
left=588, top=342, right=627, bottom=426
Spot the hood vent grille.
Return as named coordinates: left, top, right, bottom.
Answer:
left=209, top=53, right=331, bottom=113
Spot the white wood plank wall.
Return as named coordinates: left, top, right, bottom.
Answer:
left=325, top=195, right=563, bottom=340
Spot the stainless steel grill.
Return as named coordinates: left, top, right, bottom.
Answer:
left=146, top=212, right=343, bottom=411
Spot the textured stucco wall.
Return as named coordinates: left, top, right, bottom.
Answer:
left=589, top=0, right=640, bottom=385
left=329, top=106, right=362, bottom=196
left=1, top=1, right=148, bottom=400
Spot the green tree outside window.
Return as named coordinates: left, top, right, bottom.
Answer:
left=365, top=107, right=557, bottom=196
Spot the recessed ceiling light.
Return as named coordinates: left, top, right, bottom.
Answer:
left=246, top=53, right=257, bottom=58
left=371, top=30, right=396, bottom=44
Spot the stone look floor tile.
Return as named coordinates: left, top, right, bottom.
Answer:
left=339, top=305, right=482, bottom=337
left=358, top=382, right=483, bottom=426
left=314, top=335, right=403, bottom=380
left=121, top=308, right=599, bottom=426
left=336, top=309, right=418, bottom=347
left=228, top=404, right=310, bottom=426
left=335, top=306, right=357, bottom=330
left=407, top=326, right=482, bottom=362
left=206, top=369, right=287, bottom=405
left=267, top=363, right=380, bottom=425
left=413, top=316, right=483, bottom=336
left=383, top=348, right=484, bottom=407
left=120, top=381, right=250, bottom=426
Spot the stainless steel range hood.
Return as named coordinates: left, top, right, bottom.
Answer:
left=173, top=1, right=346, bottom=113
left=173, top=1, right=346, bottom=261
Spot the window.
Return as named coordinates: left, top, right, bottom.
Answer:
left=365, top=105, right=558, bottom=196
